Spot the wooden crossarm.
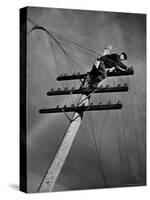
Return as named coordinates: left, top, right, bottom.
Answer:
left=47, top=85, right=128, bottom=96
left=56, top=69, right=134, bottom=81
left=39, top=103, right=122, bottom=114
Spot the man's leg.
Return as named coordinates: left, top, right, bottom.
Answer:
left=80, top=72, right=91, bottom=89
left=81, top=61, right=107, bottom=89
left=81, top=73, right=98, bottom=89
left=87, top=75, right=103, bottom=89
left=88, top=62, right=107, bottom=88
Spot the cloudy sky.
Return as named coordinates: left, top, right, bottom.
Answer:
left=26, top=7, right=146, bottom=193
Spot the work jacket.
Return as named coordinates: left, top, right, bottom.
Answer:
left=100, top=53, right=128, bottom=70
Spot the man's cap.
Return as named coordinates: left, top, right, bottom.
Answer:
left=121, top=52, right=127, bottom=60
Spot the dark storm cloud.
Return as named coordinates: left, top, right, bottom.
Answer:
left=26, top=7, right=146, bottom=192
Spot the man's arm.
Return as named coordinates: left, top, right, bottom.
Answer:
left=116, top=61, right=128, bottom=71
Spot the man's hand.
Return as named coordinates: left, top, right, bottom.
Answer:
left=127, top=66, right=133, bottom=71
left=103, top=45, right=112, bottom=56
left=106, top=45, right=112, bottom=50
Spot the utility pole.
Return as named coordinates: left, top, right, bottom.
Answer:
left=38, top=95, right=89, bottom=192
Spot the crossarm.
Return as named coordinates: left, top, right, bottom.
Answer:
left=56, top=69, right=134, bottom=81
left=39, top=103, right=122, bottom=114
left=47, top=85, right=128, bottom=96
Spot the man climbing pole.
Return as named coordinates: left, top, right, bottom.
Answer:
left=81, top=45, right=133, bottom=89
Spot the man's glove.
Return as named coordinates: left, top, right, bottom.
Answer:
left=127, top=66, right=133, bottom=71
left=107, top=45, right=112, bottom=50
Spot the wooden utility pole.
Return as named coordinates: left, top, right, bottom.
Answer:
left=38, top=95, right=89, bottom=192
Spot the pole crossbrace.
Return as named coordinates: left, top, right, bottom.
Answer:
left=62, top=108, right=72, bottom=122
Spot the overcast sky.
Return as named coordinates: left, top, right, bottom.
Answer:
left=26, top=7, right=146, bottom=193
